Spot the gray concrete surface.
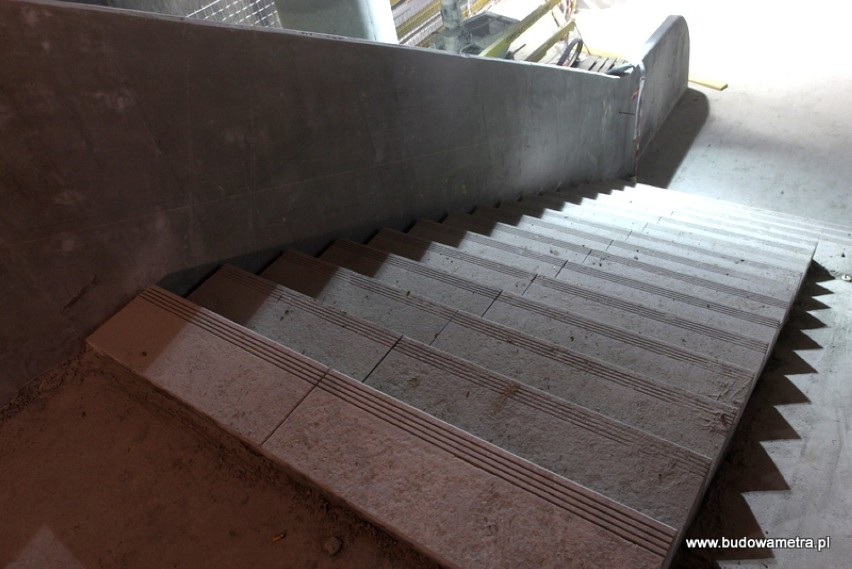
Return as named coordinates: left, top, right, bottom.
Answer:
left=576, top=1, right=852, bottom=566
left=1, top=0, right=678, bottom=407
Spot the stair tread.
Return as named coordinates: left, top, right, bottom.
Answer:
left=421, top=217, right=798, bottom=303
left=88, top=287, right=672, bottom=569
left=474, top=206, right=803, bottom=278
left=263, top=251, right=735, bottom=455
left=446, top=212, right=800, bottom=286
left=390, top=222, right=788, bottom=323
left=504, top=198, right=811, bottom=268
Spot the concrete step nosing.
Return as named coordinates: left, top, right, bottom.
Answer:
left=474, top=299, right=752, bottom=384
left=594, top=193, right=819, bottom=248
left=552, top=262, right=782, bottom=328
left=319, top=370, right=677, bottom=554
left=374, top=231, right=536, bottom=280
left=217, top=266, right=399, bottom=348
left=481, top=206, right=803, bottom=276
left=589, top=253, right=790, bottom=308
left=141, top=287, right=325, bottom=384
left=279, top=252, right=458, bottom=320
left=334, top=241, right=501, bottom=298
left=527, top=276, right=767, bottom=352
left=503, top=201, right=809, bottom=270
left=394, top=339, right=711, bottom=475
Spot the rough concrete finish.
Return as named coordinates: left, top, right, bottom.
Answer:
left=187, top=266, right=399, bottom=380
left=606, top=190, right=828, bottom=246
left=509, top=197, right=811, bottom=268
left=620, top=184, right=852, bottom=244
left=430, top=312, right=732, bottom=456
left=365, top=338, right=709, bottom=528
left=532, top=194, right=815, bottom=263
left=262, top=251, right=457, bottom=344
left=576, top=251, right=790, bottom=318
left=444, top=210, right=795, bottom=286
left=486, top=201, right=807, bottom=274
left=321, top=240, right=499, bottom=316
left=464, top=208, right=802, bottom=284
left=482, top=294, right=753, bottom=407
left=262, top=248, right=730, bottom=453
left=265, top=372, right=672, bottom=569
left=0, top=351, right=442, bottom=569
left=86, top=288, right=674, bottom=567
left=441, top=212, right=798, bottom=300
left=367, top=230, right=535, bottom=293
left=592, top=192, right=819, bottom=249
left=0, top=0, right=652, bottom=404
left=408, top=219, right=591, bottom=266
left=87, top=287, right=325, bottom=443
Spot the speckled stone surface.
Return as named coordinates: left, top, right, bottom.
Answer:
left=265, top=371, right=674, bottom=569
left=321, top=240, right=499, bottom=315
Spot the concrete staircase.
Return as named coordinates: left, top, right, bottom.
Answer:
left=87, top=181, right=817, bottom=569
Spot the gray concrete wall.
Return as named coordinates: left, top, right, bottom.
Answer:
left=635, top=15, right=690, bottom=157
left=0, top=0, right=644, bottom=405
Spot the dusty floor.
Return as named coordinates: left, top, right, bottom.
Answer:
left=0, top=353, right=439, bottom=569
left=3, top=1, right=852, bottom=568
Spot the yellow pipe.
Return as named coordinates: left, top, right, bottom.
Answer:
left=525, top=20, right=575, bottom=63
left=479, top=0, right=562, bottom=58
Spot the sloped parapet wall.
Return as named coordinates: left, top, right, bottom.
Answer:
left=0, top=0, right=688, bottom=406
left=635, top=15, right=690, bottom=156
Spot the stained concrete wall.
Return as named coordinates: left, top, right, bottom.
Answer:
left=636, top=15, right=690, bottom=155
left=0, top=0, right=679, bottom=406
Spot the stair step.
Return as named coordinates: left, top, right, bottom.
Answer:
left=315, top=240, right=759, bottom=408
left=397, top=219, right=787, bottom=324
left=178, top=270, right=712, bottom=528
left=321, top=239, right=501, bottom=316
left=535, top=193, right=815, bottom=260
left=617, top=183, right=852, bottom=240
left=264, top=251, right=735, bottom=455
left=497, top=198, right=808, bottom=271
left=594, top=192, right=819, bottom=251
left=610, top=188, right=829, bottom=242
left=445, top=212, right=799, bottom=286
left=590, top=191, right=819, bottom=249
left=88, top=287, right=673, bottom=569
left=369, top=228, right=541, bottom=292
left=474, top=205, right=803, bottom=278
left=419, top=217, right=797, bottom=303
left=187, top=266, right=400, bottom=380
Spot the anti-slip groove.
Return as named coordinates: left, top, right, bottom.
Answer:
left=333, top=240, right=502, bottom=299
left=527, top=276, right=767, bottom=352
left=216, top=266, right=399, bottom=348
left=394, top=338, right=711, bottom=476
left=141, top=288, right=325, bottom=385
left=318, top=371, right=676, bottom=556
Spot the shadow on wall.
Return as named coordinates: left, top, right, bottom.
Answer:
left=637, top=88, right=709, bottom=188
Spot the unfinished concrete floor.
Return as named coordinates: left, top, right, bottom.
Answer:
left=2, top=1, right=851, bottom=568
